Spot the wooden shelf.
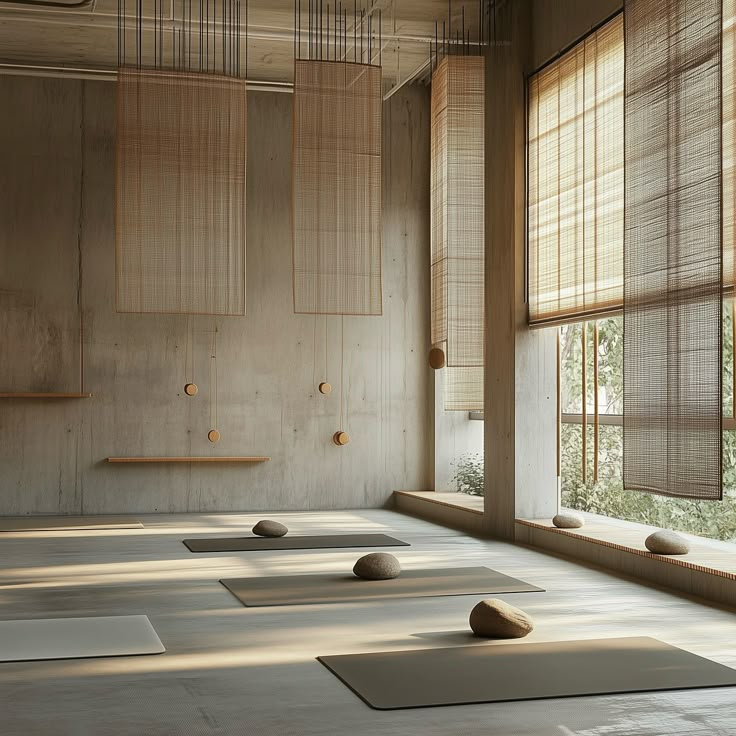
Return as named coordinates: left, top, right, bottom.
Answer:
left=107, top=456, right=270, bottom=463
left=0, top=392, right=92, bottom=399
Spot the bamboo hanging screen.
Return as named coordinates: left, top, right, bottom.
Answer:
left=430, top=55, right=485, bottom=368
left=527, top=15, right=624, bottom=327
left=623, top=0, right=722, bottom=499
left=116, top=69, right=247, bottom=315
left=444, top=366, right=484, bottom=413
left=292, top=60, right=382, bottom=316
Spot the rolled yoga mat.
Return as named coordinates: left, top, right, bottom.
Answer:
left=220, top=566, right=543, bottom=607
left=317, top=636, right=736, bottom=710
left=183, top=533, right=409, bottom=553
left=0, top=615, right=165, bottom=662
left=0, top=516, right=143, bottom=531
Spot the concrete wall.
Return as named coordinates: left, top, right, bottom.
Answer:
left=0, top=76, right=433, bottom=514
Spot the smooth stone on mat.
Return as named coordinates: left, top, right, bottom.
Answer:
left=469, top=598, right=534, bottom=639
left=353, top=552, right=401, bottom=580
left=252, top=520, right=288, bottom=538
left=552, top=513, right=584, bottom=529
left=645, top=530, right=690, bottom=555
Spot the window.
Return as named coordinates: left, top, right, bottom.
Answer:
left=559, top=310, right=736, bottom=542
left=527, top=15, right=623, bottom=326
left=539, top=6, right=736, bottom=537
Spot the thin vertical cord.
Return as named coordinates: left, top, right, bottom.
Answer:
left=210, top=325, right=218, bottom=429
left=324, top=314, right=328, bottom=381
left=581, top=321, right=587, bottom=485
left=185, top=315, right=193, bottom=386
left=312, top=313, right=318, bottom=388
left=593, top=320, right=599, bottom=483
left=556, top=328, right=561, bottom=478
left=340, top=315, right=345, bottom=428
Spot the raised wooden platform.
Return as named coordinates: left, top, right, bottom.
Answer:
left=516, top=515, right=736, bottom=608
left=393, top=491, right=485, bottom=534
left=107, top=456, right=270, bottom=463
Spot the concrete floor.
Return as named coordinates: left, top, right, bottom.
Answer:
left=1, top=509, right=736, bottom=735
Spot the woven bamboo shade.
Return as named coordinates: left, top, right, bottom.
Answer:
left=292, top=59, right=382, bottom=316
left=623, top=0, right=722, bottom=500
left=444, top=366, right=484, bottom=413
left=527, top=16, right=624, bottom=327
left=116, top=68, right=247, bottom=315
left=430, top=55, right=485, bottom=368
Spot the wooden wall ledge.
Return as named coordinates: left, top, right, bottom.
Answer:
left=107, top=456, right=270, bottom=463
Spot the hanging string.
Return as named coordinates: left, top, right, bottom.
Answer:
left=210, top=324, right=218, bottom=430
left=340, top=315, right=345, bottom=429
left=312, top=313, right=318, bottom=389
left=324, top=314, right=328, bottom=382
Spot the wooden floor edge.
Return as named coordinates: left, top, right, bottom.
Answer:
left=393, top=491, right=484, bottom=516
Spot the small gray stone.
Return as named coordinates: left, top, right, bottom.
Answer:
left=469, top=599, right=534, bottom=639
left=252, top=520, right=288, bottom=538
left=352, top=552, right=401, bottom=580
left=645, top=530, right=690, bottom=555
left=552, top=513, right=584, bottom=529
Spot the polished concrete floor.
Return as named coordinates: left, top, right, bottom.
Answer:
left=1, top=509, right=736, bottom=735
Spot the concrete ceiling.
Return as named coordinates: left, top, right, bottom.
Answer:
left=0, top=0, right=488, bottom=96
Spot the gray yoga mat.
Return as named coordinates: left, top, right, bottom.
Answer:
left=318, top=636, right=736, bottom=710
left=0, top=516, right=143, bottom=532
left=183, top=533, right=409, bottom=553
left=0, top=615, right=165, bottom=662
left=221, top=566, right=543, bottom=607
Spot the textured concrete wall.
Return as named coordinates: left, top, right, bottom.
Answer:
left=0, top=76, right=432, bottom=514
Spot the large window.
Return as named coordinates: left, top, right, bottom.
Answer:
left=559, top=310, right=736, bottom=542
left=535, top=6, right=736, bottom=538
left=527, top=14, right=623, bottom=327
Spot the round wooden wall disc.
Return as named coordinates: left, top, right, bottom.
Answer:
left=332, top=430, right=350, bottom=446
left=184, top=383, right=199, bottom=396
left=208, top=429, right=221, bottom=443
left=428, top=347, right=446, bottom=370
left=318, top=382, right=332, bottom=395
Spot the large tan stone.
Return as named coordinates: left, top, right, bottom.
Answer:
left=552, top=513, right=584, bottom=529
left=645, top=530, right=690, bottom=555
left=469, top=599, right=534, bottom=639
left=252, top=520, right=288, bottom=538
left=353, top=552, right=401, bottom=580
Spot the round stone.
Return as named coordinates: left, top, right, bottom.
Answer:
left=353, top=552, right=401, bottom=580
left=252, top=520, right=288, bottom=538
left=645, top=530, right=690, bottom=555
left=469, top=599, right=534, bottom=639
left=552, top=513, right=584, bottom=529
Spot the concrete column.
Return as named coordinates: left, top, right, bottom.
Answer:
left=483, top=0, right=558, bottom=539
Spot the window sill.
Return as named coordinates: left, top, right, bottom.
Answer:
left=515, top=511, right=736, bottom=607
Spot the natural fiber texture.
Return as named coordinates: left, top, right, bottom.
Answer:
left=528, top=16, right=624, bottom=327
left=292, top=60, right=382, bottom=316
left=444, top=366, right=483, bottom=412
left=431, top=56, right=485, bottom=366
left=623, top=0, right=722, bottom=499
left=116, top=68, right=246, bottom=315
